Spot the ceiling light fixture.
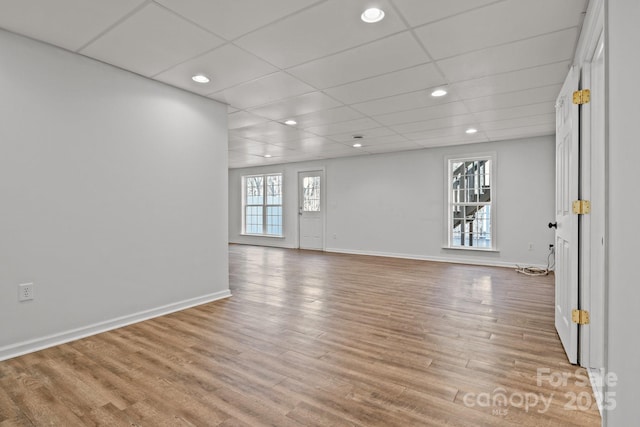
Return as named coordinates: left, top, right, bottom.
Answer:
left=191, top=74, right=210, bottom=84
left=353, top=143, right=363, bottom=148
left=264, top=154, right=272, bottom=158
left=361, top=8, right=385, bottom=23
left=284, top=120, right=297, bottom=126
left=431, top=89, right=447, bottom=97
left=465, top=128, right=478, bottom=134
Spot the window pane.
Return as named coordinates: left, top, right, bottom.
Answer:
left=245, top=176, right=263, bottom=205
left=303, top=176, right=321, bottom=212
left=245, top=205, right=263, bottom=234
left=451, top=204, right=491, bottom=248
left=266, top=175, right=282, bottom=205
left=266, top=206, right=282, bottom=236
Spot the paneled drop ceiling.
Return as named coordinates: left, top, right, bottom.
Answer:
left=0, top=0, right=588, bottom=168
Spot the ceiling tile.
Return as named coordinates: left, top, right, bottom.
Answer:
left=290, top=106, right=365, bottom=128
left=305, top=117, right=382, bottom=137
left=417, top=134, right=489, bottom=147
left=481, top=113, right=555, bottom=131
left=234, top=0, right=407, bottom=68
left=154, top=0, right=319, bottom=40
left=209, top=72, right=314, bottom=109
left=247, top=92, right=342, bottom=121
left=363, top=141, right=422, bottom=154
left=231, top=121, right=316, bottom=144
left=227, top=111, right=270, bottom=130
left=416, top=0, right=587, bottom=59
left=374, top=101, right=469, bottom=126
left=81, top=3, right=224, bottom=76
left=351, top=87, right=458, bottom=116
left=391, top=114, right=477, bottom=134
left=392, top=0, right=498, bottom=27
left=450, top=61, right=570, bottom=99
left=437, top=28, right=579, bottom=82
left=329, top=127, right=397, bottom=143
left=154, top=44, right=277, bottom=94
left=316, top=148, right=368, bottom=160
left=287, top=32, right=429, bottom=89
left=229, top=139, right=290, bottom=155
left=325, top=63, right=445, bottom=105
left=348, top=134, right=409, bottom=146
left=404, top=126, right=480, bottom=142
left=485, top=123, right=555, bottom=141
left=465, top=84, right=562, bottom=113
left=0, top=0, right=145, bottom=51
left=473, top=102, right=555, bottom=122
left=276, top=137, right=354, bottom=154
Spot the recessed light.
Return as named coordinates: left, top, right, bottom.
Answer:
left=353, top=143, right=363, bottom=148
left=191, top=74, right=210, bottom=84
left=264, top=154, right=272, bottom=158
left=431, top=89, right=447, bottom=97
left=466, top=128, right=478, bottom=134
left=284, top=120, right=297, bottom=126
left=361, top=8, right=385, bottom=23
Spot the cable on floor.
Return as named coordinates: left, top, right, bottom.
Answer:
left=515, top=246, right=555, bottom=276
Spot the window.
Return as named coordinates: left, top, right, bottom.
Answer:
left=448, top=156, right=494, bottom=249
left=243, top=174, right=283, bottom=236
left=302, top=176, right=321, bottom=212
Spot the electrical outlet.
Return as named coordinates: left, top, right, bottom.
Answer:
left=18, top=283, right=34, bottom=302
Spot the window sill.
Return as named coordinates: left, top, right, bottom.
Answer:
left=442, top=246, right=500, bottom=253
left=240, top=233, right=285, bottom=239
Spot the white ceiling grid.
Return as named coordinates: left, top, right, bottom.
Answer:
left=0, top=0, right=588, bottom=167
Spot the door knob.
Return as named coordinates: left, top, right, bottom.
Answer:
left=548, top=222, right=558, bottom=229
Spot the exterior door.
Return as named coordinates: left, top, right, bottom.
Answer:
left=298, top=171, right=324, bottom=250
left=555, top=67, right=580, bottom=364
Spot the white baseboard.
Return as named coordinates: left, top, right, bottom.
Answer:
left=229, top=240, right=297, bottom=249
left=325, top=247, right=548, bottom=270
left=0, top=289, right=231, bottom=362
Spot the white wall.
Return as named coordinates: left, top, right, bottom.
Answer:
left=605, top=1, right=640, bottom=425
left=230, top=136, right=555, bottom=268
left=0, top=30, right=229, bottom=360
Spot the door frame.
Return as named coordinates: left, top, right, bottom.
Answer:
left=579, top=29, right=606, bottom=371
left=297, top=168, right=326, bottom=250
left=571, top=0, right=606, bottom=419
left=573, top=0, right=605, bottom=371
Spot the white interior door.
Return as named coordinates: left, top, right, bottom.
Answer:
left=555, top=67, right=580, bottom=364
left=299, top=171, right=324, bottom=250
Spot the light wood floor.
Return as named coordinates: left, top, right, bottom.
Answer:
left=0, top=245, right=601, bottom=426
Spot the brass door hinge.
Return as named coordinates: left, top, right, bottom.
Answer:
left=572, top=200, right=591, bottom=215
left=573, top=89, right=591, bottom=105
left=572, top=309, right=590, bottom=325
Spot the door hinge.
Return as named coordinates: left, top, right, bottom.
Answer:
left=572, top=200, right=591, bottom=215
left=573, top=89, right=591, bottom=105
left=572, top=309, right=590, bottom=325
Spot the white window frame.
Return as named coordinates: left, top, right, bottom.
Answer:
left=445, top=153, right=497, bottom=251
left=242, top=173, right=283, bottom=237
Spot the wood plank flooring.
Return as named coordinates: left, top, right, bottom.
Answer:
left=0, top=245, right=601, bottom=426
